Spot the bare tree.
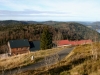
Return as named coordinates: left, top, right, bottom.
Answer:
left=91, top=23, right=99, bottom=60
left=54, top=32, right=63, bottom=47
left=44, top=53, right=59, bottom=70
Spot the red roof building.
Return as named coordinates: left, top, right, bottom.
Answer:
left=57, top=40, right=92, bottom=46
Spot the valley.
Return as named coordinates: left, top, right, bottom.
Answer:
left=0, top=20, right=100, bottom=75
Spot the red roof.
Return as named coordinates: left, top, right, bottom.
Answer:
left=57, top=40, right=92, bottom=46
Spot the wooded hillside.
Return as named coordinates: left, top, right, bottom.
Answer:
left=0, top=20, right=100, bottom=45
left=0, top=20, right=100, bottom=53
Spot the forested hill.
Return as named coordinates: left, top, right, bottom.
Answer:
left=43, top=22, right=100, bottom=40
left=0, top=20, right=100, bottom=46
left=0, top=20, right=42, bottom=26
left=36, top=21, right=100, bottom=40
left=0, top=20, right=29, bottom=26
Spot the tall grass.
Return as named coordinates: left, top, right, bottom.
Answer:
left=0, top=47, right=66, bottom=71
left=16, top=43, right=100, bottom=75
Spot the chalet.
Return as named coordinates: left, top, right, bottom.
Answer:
left=8, top=39, right=30, bottom=55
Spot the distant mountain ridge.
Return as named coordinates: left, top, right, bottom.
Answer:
left=0, top=20, right=28, bottom=26
left=0, top=20, right=99, bottom=26
left=0, top=20, right=100, bottom=34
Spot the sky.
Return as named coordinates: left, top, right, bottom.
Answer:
left=0, top=0, right=100, bottom=21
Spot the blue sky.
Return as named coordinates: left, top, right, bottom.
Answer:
left=0, top=0, right=100, bottom=21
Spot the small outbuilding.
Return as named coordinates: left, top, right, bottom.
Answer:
left=29, top=41, right=40, bottom=51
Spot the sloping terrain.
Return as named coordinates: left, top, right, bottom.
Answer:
left=0, top=20, right=99, bottom=42
left=0, top=47, right=66, bottom=72
left=17, top=43, right=100, bottom=75
left=0, top=20, right=100, bottom=53
left=52, top=22, right=100, bottom=40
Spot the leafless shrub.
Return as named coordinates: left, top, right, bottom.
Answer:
left=44, top=53, right=59, bottom=70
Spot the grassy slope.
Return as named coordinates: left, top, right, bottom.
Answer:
left=17, top=43, right=100, bottom=75
left=0, top=47, right=66, bottom=71
left=61, top=43, right=100, bottom=75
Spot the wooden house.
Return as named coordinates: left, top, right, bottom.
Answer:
left=8, top=39, right=30, bottom=55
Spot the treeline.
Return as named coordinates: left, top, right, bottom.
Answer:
left=0, top=21, right=100, bottom=54
left=0, top=24, right=57, bottom=54
left=0, top=24, right=57, bottom=45
left=54, top=22, right=100, bottom=41
left=0, top=22, right=100, bottom=46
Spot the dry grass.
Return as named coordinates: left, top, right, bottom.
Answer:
left=0, top=47, right=67, bottom=71
left=60, top=43, right=100, bottom=75
left=16, top=43, right=100, bottom=75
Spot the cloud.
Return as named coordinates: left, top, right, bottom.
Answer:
left=0, top=10, right=72, bottom=17
left=0, top=0, right=100, bottom=21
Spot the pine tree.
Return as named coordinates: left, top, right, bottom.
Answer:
left=40, top=27, right=52, bottom=50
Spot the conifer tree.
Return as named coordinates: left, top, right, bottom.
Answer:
left=40, top=27, right=52, bottom=50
